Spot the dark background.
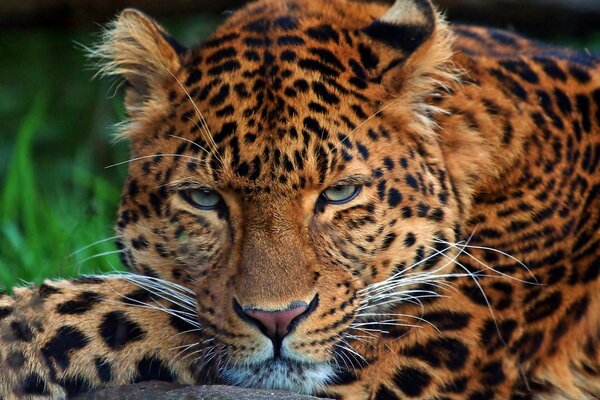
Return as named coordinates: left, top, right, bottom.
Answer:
left=0, top=0, right=599, bottom=289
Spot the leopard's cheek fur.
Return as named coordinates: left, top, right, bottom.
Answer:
left=116, top=179, right=231, bottom=285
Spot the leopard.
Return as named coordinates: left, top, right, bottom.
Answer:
left=1, top=0, right=600, bottom=399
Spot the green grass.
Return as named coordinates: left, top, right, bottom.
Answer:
left=0, top=17, right=598, bottom=292
left=0, top=17, right=221, bottom=292
left=0, top=92, right=126, bottom=289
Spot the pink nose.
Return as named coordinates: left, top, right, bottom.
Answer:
left=244, top=305, right=309, bottom=340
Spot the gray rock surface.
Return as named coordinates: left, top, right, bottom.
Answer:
left=74, top=382, right=330, bottom=400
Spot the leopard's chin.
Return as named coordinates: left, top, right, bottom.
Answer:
left=221, top=358, right=334, bottom=394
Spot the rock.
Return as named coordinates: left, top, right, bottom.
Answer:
left=74, top=382, right=330, bottom=400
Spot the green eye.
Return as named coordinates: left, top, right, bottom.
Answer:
left=183, top=189, right=222, bottom=210
left=322, top=185, right=361, bottom=204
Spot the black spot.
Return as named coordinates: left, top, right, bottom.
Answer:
left=513, top=330, right=544, bottom=362
left=169, top=304, right=200, bottom=334
left=209, top=84, right=230, bottom=107
left=358, top=44, right=379, bottom=70
left=278, top=35, right=305, bottom=46
left=6, top=351, right=25, bottom=369
left=401, top=337, right=469, bottom=370
left=100, top=311, right=146, bottom=350
left=280, top=50, right=297, bottom=62
left=328, top=369, right=359, bottom=385
left=356, top=142, right=369, bottom=160
left=56, top=291, right=103, bottom=315
left=312, top=82, right=340, bottom=105
left=441, top=376, right=468, bottom=394
left=10, top=320, right=34, bottom=342
left=480, top=319, right=517, bottom=354
left=569, top=65, right=591, bottom=83
left=0, top=306, right=13, bottom=321
left=306, top=24, right=339, bottom=43
left=481, top=361, right=505, bottom=386
left=576, top=94, right=592, bottom=133
left=421, top=310, right=470, bottom=331
left=468, top=389, right=495, bottom=400
left=533, top=57, right=567, bottom=81
left=383, top=157, right=394, bottom=170
left=95, top=357, right=113, bottom=382
left=203, top=33, right=239, bottom=49
left=134, top=355, right=176, bottom=383
left=499, top=60, right=539, bottom=84
left=554, top=88, right=572, bottom=114
left=388, top=188, right=403, bottom=207
left=375, top=385, right=400, bottom=399
left=149, top=192, right=162, bottom=216
left=583, top=258, right=600, bottom=283
left=274, top=16, right=298, bottom=30
left=206, top=47, right=236, bottom=64
left=304, top=117, right=328, bottom=139
left=381, top=232, right=397, bottom=250
left=508, top=219, right=531, bottom=233
left=489, top=68, right=528, bottom=101
left=404, top=232, right=416, bottom=247
left=309, top=47, right=345, bottom=70
left=22, top=373, right=49, bottom=395
left=405, top=173, right=419, bottom=190
left=58, top=375, right=90, bottom=396
left=38, top=283, right=62, bottom=299
left=524, top=291, right=562, bottom=323
left=298, top=58, right=339, bottom=77
left=392, top=366, right=432, bottom=397
left=490, top=30, right=517, bottom=45
left=42, top=326, right=90, bottom=370
left=207, top=60, right=241, bottom=76
left=184, top=69, right=202, bottom=86
left=213, top=122, right=237, bottom=143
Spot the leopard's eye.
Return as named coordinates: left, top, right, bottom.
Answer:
left=182, top=189, right=222, bottom=210
left=322, top=185, right=361, bottom=204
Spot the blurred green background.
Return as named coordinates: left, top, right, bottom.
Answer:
left=0, top=0, right=599, bottom=290
left=0, top=11, right=224, bottom=290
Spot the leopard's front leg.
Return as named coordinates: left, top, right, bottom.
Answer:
left=0, top=276, right=208, bottom=399
left=321, top=288, right=530, bottom=400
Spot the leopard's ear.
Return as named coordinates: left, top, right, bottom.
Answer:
left=91, top=9, right=186, bottom=115
left=361, top=0, right=456, bottom=97
left=362, top=0, right=436, bottom=55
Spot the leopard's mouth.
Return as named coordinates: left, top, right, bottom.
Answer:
left=220, top=357, right=334, bottom=394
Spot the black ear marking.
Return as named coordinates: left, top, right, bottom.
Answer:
left=362, top=0, right=436, bottom=54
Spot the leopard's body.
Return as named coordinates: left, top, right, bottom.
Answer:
left=1, top=0, right=600, bottom=399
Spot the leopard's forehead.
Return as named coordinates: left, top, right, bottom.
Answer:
left=158, top=0, right=407, bottom=191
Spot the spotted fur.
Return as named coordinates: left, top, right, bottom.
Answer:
left=2, top=0, right=600, bottom=399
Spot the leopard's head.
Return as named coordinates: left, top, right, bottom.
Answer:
left=95, top=0, right=491, bottom=393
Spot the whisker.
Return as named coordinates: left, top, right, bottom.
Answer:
left=429, top=236, right=538, bottom=284
left=163, top=68, right=224, bottom=169
left=76, top=250, right=125, bottom=268
left=70, top=236, right=118, bottom=256
left=168, top=133, right=210, bottom=156
left=105, top=153, right=207, bottom=169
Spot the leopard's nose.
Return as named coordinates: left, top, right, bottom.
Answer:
left=234, top=295, right=319, bottom=342
left=245, top=306, right=308, bottom=339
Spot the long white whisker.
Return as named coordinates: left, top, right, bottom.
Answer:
left=105, top=153, right=208, bottom=169
left=168, top=133, right=211, bottom=156
left=70, top=236, right=118, bottom=256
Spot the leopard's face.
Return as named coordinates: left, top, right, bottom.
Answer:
left=109, top=0, right=461, bottom=392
